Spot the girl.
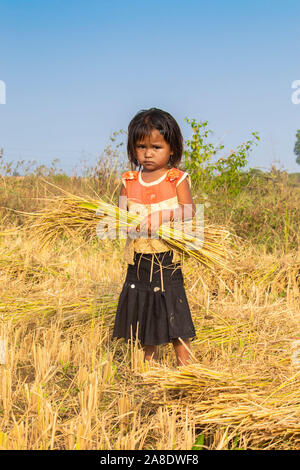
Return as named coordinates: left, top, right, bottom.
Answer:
left=112, top=108, right=196, bottom=366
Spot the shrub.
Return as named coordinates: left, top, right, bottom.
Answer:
left=184, top=118, right=260, bottom=196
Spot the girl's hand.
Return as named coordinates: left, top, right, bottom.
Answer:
left=129, top=211, right=162, bottom=238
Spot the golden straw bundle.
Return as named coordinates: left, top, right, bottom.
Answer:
left=14, top=182, right=235, bottom=272
left=142, top=363, right=300, bottom=449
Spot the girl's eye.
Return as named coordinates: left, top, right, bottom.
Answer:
left=136, top=145, right=161, bottom=149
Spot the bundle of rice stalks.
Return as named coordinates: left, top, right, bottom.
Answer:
left=142, top=363, right=300, bottom=449
left=157, top=218, right=233, bottom=272
left=19, top=183, right=235, bottom=272
left=193, top=320, right=251, bottom=347
left=94, top=200, right=234, bottom=271
left=22, top=195, right=105, bottom=246
left=0, top=293, right=117, bottom=326
left=142, top=362, right=272, bottom=394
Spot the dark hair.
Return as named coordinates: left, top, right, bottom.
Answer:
left=127, top=108, right=184, bottom=170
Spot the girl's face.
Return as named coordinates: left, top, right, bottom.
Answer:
left=135, top=129, right=173, bottom=171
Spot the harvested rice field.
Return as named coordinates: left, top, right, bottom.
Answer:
left=0, top=169, right=300, bottom=450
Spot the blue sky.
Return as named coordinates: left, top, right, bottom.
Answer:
left=0, top=0, right=300, bottom=175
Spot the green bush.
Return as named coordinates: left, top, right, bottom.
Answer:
left=183, top=117, right=260, bottom=196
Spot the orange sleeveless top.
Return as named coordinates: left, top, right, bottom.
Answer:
left=121, top=168, right=191, bottom=265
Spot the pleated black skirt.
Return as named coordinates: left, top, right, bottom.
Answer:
left=112, top=250, right=196, bottom=346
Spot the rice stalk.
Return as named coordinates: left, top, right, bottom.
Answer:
left=19, top=191, right=235, bottom=272
left=141, top=362, right=300, bottom=448
left=0, top=294, right=117, bottom=325
left=242, top=255, right=300, bottom=296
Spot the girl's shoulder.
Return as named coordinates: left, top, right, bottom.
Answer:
left=165, top=167, right=186, bottom=182
left=166, top=168, right=191, bottom=188
left=121, top=170, right=138, bottom=181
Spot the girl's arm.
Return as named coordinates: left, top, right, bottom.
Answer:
left=162, top=176, right=195, bottom=223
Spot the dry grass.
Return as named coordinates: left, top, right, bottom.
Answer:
left=0, top=175, right=300, bottom=450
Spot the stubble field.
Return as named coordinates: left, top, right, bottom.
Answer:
left=0, top=167, right=299, bottom=450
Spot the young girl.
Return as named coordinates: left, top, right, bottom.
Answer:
left=112, top=108, right=196, bottom=366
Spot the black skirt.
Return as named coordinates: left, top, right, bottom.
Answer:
left=112, top=250, right=196, bottom=346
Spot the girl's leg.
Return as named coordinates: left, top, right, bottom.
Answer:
left=172, top=338, right=191, bottom=366
left=142, top=344, right=158, bottom=362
